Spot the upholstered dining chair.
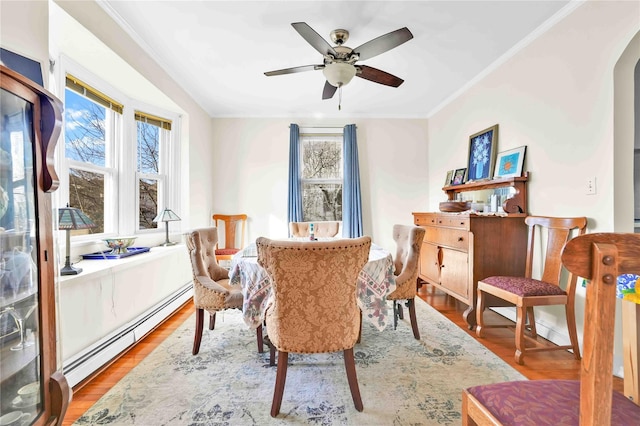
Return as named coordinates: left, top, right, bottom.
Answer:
left=476, top=216, right=587, bottom=365
left=256, top=236, right=371, bottom=417
left=289, top=220, right=341, bottom=238
left=185, top=227, right=262, bottom=355
left=212, top=214, right=247, bottom=261
left=387, top=224, right=426, bottom=340
left=463, top=232, right=640, bottom=426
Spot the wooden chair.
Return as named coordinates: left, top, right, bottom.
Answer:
left=387, top=224, right=426, bottom=339
left=185, top=227, right=262, bottom=355
left=212, top=214, right=247, bottom=261
left=289, top=221, right=340, bottom=238
left=256, top=236, right=371, bottom=417
left=462, top=232, right=640, bottom=425
left=476, top=216, right=587, bottom=364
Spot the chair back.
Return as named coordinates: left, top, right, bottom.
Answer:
left=185, top=227, right=229, bottom=283
left=289, top=221, right=341, bottom=238
left=561, top=233, right=640, bottom=425
left=212, top=214, right=247, bottom=252
left=392, top=224, right=426, bottom=299
left=256, top=236, right=371, bottom=353
left=524, top=216, right=587, bottom=288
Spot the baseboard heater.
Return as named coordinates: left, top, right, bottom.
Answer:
left=63, top=282, right=193, bottom=388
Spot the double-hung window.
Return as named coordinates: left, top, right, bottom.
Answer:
left=300, top=131, right=343, bottom=221
left=62, top=70, right=180, bottom=239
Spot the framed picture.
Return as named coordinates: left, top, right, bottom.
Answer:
left=452, top=168, right=466, bottom=185
left=494, top=146, right=527, bottom=178
left=444, top=170, right=454, bottom=186
left=466, top=124, right=498, bottom=182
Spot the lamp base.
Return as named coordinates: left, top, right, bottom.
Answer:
left=61, top=264, right=82, bottom=276
left=159, top=241, right=177, bottom=247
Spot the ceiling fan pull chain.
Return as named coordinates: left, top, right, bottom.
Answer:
left=338, top=85, right=342, bottom=110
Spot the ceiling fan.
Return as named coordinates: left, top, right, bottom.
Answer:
left=264, top=22, right=413, bottom=108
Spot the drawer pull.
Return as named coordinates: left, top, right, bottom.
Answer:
left=460, top=222, right=465, bottom=225
left=458, top=237, right=464, bottom=242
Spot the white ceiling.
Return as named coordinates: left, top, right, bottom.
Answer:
left=99, top=1, right=576, bottom=119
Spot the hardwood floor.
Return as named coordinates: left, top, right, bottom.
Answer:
left=62, top=284, right=623, bottom=424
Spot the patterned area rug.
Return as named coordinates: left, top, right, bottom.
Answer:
left=73, top=299, right=525, bottom=425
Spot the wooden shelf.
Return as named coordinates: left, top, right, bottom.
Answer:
left=443, top=172, right=529, bottom=214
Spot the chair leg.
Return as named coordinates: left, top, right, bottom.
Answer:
left=256, top=324, right=264, bottom=354
left=475, top=289, right=487, bottom=337
left=357, top=311, right=362, bottom=344
left=271, top=351, right=288, bottom=417
left=397, top=301, right=405, bottom=320
left=525, top=307, right=537, bottom=337
left=514, top=305, right=527, bottom=365
left=193, top=308, right=204, bottom=355
left=565, top=303, right=581, bottom=360
left=407, top=298, right=420, bottom=340
left=343, top=348, right=363, bottom=412
left=209, top=312, right=216, bottom=330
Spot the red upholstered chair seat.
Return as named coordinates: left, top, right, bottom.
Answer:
left=481, top=276, right=567, bottom=297
left=466, top=380, right=640, bottom=425
left=215, top=248, right=239, bottom=256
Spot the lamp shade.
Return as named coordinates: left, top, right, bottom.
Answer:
left=152, top=208, right=181, bottom=223
left=58, top=205, right=96, bottom=230
left=323, top=62, right=357, bottom=88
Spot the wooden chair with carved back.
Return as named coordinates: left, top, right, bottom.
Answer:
left=212, top=214, right=247, bottom=262
left=462, top=232, right=640, bottom=425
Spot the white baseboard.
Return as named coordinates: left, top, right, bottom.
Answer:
left=63, top=283, right=193, bottom=388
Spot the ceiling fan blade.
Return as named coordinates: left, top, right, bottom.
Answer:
left=356, top=65, right=404, bottom=87
left=264, top=64, right=324, bottom=76
left=322, top=81, right=337, bottom=99
left=292, top=22, right=338, bottom=57
left=353, top=27, right=413, bottom=61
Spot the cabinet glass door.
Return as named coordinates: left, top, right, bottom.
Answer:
left=1, top=86, right=42, bottom=424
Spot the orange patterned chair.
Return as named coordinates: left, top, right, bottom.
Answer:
left=256, top=236, right=371, bottom=417
left=185, top=227, right=262, bottom=354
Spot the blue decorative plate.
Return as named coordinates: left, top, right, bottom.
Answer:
left=82, top=246, right=151, bottom=260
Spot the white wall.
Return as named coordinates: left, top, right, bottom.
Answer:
left=426, top=0, right=639, bottom=376
left=210, top=117, right=429, bottom=251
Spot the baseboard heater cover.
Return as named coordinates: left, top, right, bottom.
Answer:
left=63, top=283, right=193, bottom=387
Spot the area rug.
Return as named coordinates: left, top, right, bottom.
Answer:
left=73, top=299, right=525, bottom=425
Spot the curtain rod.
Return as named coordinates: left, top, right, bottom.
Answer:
left=288, top=125, right=357, bottom=129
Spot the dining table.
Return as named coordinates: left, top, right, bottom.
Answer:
left=228, top=239, right=397, bottom=332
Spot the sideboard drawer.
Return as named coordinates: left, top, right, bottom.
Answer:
left=424, top=227, right=468, bottom=251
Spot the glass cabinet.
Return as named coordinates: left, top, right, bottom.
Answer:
left=1, top=65, right=70, bottom=425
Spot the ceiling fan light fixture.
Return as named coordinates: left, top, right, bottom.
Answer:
left=323, top=62, right=356, bottom=88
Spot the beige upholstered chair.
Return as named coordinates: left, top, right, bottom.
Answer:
left=476, top=216, right=587, bottom=365
left=387, top=224, right=426, bottom=340
left=463, top=233, right=640, bottom=425
left=212, top=214, right=247, bottom=261
left=185, top=227, right=262, bottom=355
left=289, top=221, right=341, bottom=238
left=256, top=236, right=371, bottom=417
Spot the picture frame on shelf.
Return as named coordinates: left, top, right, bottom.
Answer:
left=466, top=124, right=498, bottom=182
left=494, top=145, right=527, bottom=179
left=452, top=168, right=467, bottom=185
left=444, top=170, right=454, bottom=186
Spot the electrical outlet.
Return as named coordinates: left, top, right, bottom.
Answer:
left=586, top=176, right=596, bottom=195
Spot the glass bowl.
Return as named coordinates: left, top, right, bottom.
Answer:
left=103, top=237, right=137, bottom=254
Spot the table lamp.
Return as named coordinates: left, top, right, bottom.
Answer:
left=58, top=204, right=96, bottom=275
left=153, top=208, right=181, bottom=246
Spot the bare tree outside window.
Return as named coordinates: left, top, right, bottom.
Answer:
left=136, top=120, right=161, bottom=229
left=301, top=136, right=343, bottom=221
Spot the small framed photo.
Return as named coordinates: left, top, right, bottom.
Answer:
left=444, top=170, right=454, bottom=186
left=494, top=146, right=527, bottom=178
left=452, top=168, right=467, bottom=185
left=466, top=124, right=498, bottom=182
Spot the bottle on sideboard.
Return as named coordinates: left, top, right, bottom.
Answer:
left=309, top=223, right=315, bottom=241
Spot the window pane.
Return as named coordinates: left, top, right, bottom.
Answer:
left=137, top=121, right=160, bottom=174
left=302, top=183, right=342, bottom=221
left=139, top=178, right=158, bottom=229
left=302, top=138, right=342, bottom=179
left=69, top=168, right=104, bottom=233
left=64, top=89, right=106, bottom=166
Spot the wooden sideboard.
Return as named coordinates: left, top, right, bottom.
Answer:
left=413, top=212, right=528, bottom=328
